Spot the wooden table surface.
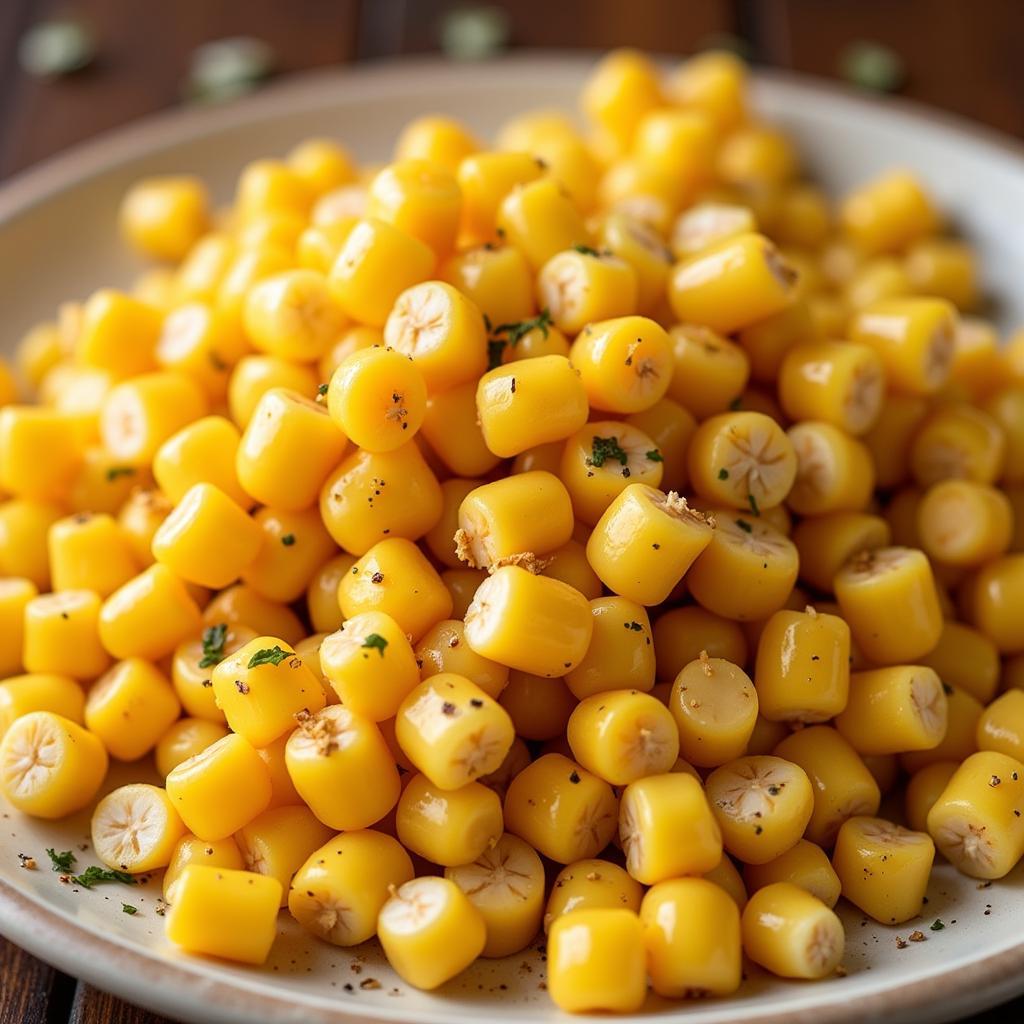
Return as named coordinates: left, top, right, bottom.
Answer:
left=1, top=0, right=1024, bottom=1021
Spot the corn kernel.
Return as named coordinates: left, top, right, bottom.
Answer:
left=91, top=783, right=185, bottom=872
left=841, top=170, right=937, bottom=255
left=564, top=598, right=654, bottom=699
left=76, top=290, right=161, bottom=379
left=744, top=838, right=841, bottom=908
left=156, top=718, right=229, bottom=778
left=0, top=406, right=81, bottom=501
left=791, top=512, right=891, bottom=593
left=440, top=245, right=535, bottom=327
left=23, top=590, right=109, bottom=680
left=496, top=178, right=589, bottom=271
left=228, top=355, right=318, bottom=430
left=202, top=584, right=304, bottom=646
left=544, top=858, right=643, bottom=932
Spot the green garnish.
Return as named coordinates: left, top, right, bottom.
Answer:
left=646, top=450, right=663, bottom=463
left=589, top=435, right=629, bottom=468
left=317, top=383, right=329, bottom=397
left=735, top=518, right=753, bottom=533
left=930, top=919, right=945, bottom=931
left=281, top=533, right=296, bottom=546
left=572, top=244, right=601, bottom=257
left=487, top=339, right=506, bottom=370
left=104, top=466, right=135, bottom=482
left=46, top=848, right=76, bottom=873
left=492, top=308, right=552, bottom=347
left=747, top=493, right=760, bottom=516
left=122, top=903, right=138, bottom=915
left=718, top=468, right=729, bottom=480
left=198, top=623, right=228, bottom=669
left=248, top=646, right=291, bottom=668
left=71, top=866, right=137, bottom=889
left=361, top=633, right=389, bottom=657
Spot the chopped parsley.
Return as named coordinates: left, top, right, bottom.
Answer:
left=487, top=339, right=506, bottom=370
left=718, top=468, right=729, bottom=480
left=46, top=848, right=76, bottom=873
left=198, top=623, right=228, bottom=669
left=247, top=645, right=290, bottom=668
left=747, top=493, right=760, bottom=516
left=71, top=866, right=137, bottom=889
left=281, top=533, right=296, bottom=546
left=572, top=244, right=601, bottom=257
left=104, top=466, right=135, bottom=482
left=646, top=450, right=663, bottom=462
left=589, top=435, right=629, bottom=468
left=317, top=383, right=329, bottom=397
left=361, top=633, right=389, bottom=657
left=735, top=518, right=753, bottom=533
left=122, top=903, right=138, bottom=915
left=930, top=919, right=945, bottom=931
left=492, top=308, right=552, bottom=347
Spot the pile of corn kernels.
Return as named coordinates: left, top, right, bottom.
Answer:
left=2, top=47, right=1024, bottom=1013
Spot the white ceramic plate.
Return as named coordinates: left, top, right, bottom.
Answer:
left=3, top=54, right=1024, bottom=1024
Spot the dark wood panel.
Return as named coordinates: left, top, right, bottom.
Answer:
left=0, top=934, right=69, bottom=1024
left=69, top=983, right=179, bottom=1024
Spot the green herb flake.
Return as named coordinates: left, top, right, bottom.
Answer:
left=317, top=383, right=329, bottom=397
left=487, top=339, right=507, bottom=370
left=104, top=466, right=135, bottom=483
left=361, top=633, right=389, bottom=657
left=198, top=623, right=228, bottom=669
left=718, top=468, right=729, bottom=480
left=247, top=645, right=290, bottom=668
left=646, top=450, right=663, bottom=463
left=71, top=866, right=137, bottom=889
left=930, top=919, right=945, bottom=931
left=748, top=493, right=760, bottom=516
left=122, top=903, right=138, bottom=915
left=281, top=533, right=296, bottom=547
left=492, top=308, right=552, bottom=347
left=572, top=244, right=601, bottom=257
left=46, top=848, right=76, bottom=873
left=735, top=518, right=753, bottom=533
left=589, top=435, right=629, bottom=468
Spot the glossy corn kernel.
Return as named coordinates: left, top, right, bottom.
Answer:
left=0, top=578, right=35, bottom=677
left=564, top=598, right=655, bottom=699
left=744, top=839, right=841, bottom=908
left=319, top=611, right=419, bottom=721
left=288, top=829, right=413, bottom=947
left=834, top=546, right=942, bottom=663
left=339, top=537, right=451, bottom=642
left=0, top=406, right=81, bottom=501
left=791, top=512, right=891, bottom=594
left=455, top=151, right=542, bottom=245
left=112, top=489, right=170, bottom=568
left=754, top=608, right=850, bottom=724
left=664, top=324, right=747, bottom=420
left=741, top=882, right=844, bottom=979
left=415, top=619, right=508, bottom=699
left=911, top=403, right=1005, bottom=487
left=464, top=565, right=592, bottom=677
left=152, top=416, right=250, bottom=509
left=75, top=290, right=161, bottom=379
left=538, top=538, right=602, bottom=600
left=155, top=718, right=230, bottom=778
left=235, top=157, right=311, bottom=220
left=544, top=858, right=643, bottom=933
left=64, top=447, right=143, bottom=516
left=166, top=865, right=281, bottom=965
left=440, top=245, right=534, bottom=327
left=475, top=354, right=589, bottom=458
left=625, top=396, right=696, bottom=490
left=367, top=159, right=460, bottom=258
left=927, top=750, right=1024, bottom=879
left=619, top=771, right=721, bottom=883
left=238, top=507, right=332, bottom=604
left=917, top=479, right=1012, bottom=570
left=705, top=755, right=813, bottom=864
left=774, top=726, right=881, bottom=847
left=420, top=381, right=500, bottom=478
left=786, top=421, right=875, bottom=517
left=304, top=553, right=354, bottom=634
left=962, top=554, right=1024, bottom=654
left=250, top=734, right=301, bottom=811
left=23, top=590, right=109, bottom=679
left=844, top=256, right=912, bottom=312
left=202, top=584, right=303, bottom=647
left=498, top=175, right=590, bottom=269
left=977, top=690, right=1024, bottom=764
left=670, top=202, right=755, bottom=262
left=652, top=606, right=747, bottom=682
left=595, top=212, right=671, bottom=314
left=378, top=876, right=486, bottom=991
left=89, top=783, right=185, bottom=876
left=841, top=170, right=937, bottom=254
left=395, top=672, right=513, bottom=790
left=537, top=248, right=637, bottom=336
left=0, top=672, right=84, bottom=738
left=119, top=175, right=210, bottom=261
left=227, top=355, right=318, bottom=430
left=903, top=761, right=959, bottom=834
left=899, top=684, right=981, bottom=776
left=155, top=304, right=247, bottom=403
left=426, top=479, right=480, bottom=567
left=687, top=513, right=799, bottom=622
left=567, top=689, right=678, bottom=785
left=498, top=671, right=575, bottom=741
left=0, top=711, right=108, bottom=818
left=162, top=834, right=243, bottom=904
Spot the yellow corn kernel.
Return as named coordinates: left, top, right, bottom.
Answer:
left=0, top=672, right=83, bottom=738
left=0, top=407, right=81, bottom=501
left=669, top=232, right=797, bottom=334
left=791, top=512, right=891, bottom=594
left=15, top=322, right=63, bottom=391
left=962, top=554, right=1024, bottom=654
left=843, top=256, right=912, bottom=312
left=737, top=295, right=817, bottom=386
left=419, top=385, right=500, bottom=482
left=582, top=47, right=663, bottom=150
left=564, top=598, right=654, bottom=700
left=536, top=249, right=637, bottom=336
left=904, top=761, right=960, bottom=835
left=979, top=390, right=1024, bottom=488
left=119, top=175, right=210, bottom=261
left=227, top=355, right=318, bottom=430
left=927, top=750, right=1024, bottom=879
left=596, top=212, right=672, bottom=314
left=667, top=49, right=745, bottom=128
left=744, top=838, right=841, bottom=908
left=544, top=858, right=643, bottom=932
left=456, top=151, right=542, bottom=245
left=111, top=489, right=168, bottom=569
left=288, top=829, right=412, bottom=947
left=841, top=170, right=937, bottom=254
left=416, top=619, right=508, bottom=698
left=625, top=397, right=696, bottom=493
left=903, top=238, right=977, bottom=310
left=64, top=448, right=141, bottom=516
left=670, top=201, right=756, bottom=261
left=394, top=115, right=479, bottom=173
left=717, top=122, right=797, bottom=188
left=175, top=232, right=235, bottom=304
left=701, top=855, right=747, bottom=913
left=619, top=772, right=722, bottom=883
left=900, top=684, right=980, bottom=776
left=367, top=159, right=460, bottom=259
left=297, top=219, right=357, bottom=274
left=166, top=864, right=281, bottom=965
left=912, top=403, right=1005, bottom=487
left=476, top=355, right=589, bottom=458
left=537, top=538, right=600, bottom=600
left=320, top=611, right=419, bottom=721
left=311, top=183, right=367, bottom=226
left=235, top=157, right=311, bottom=220
left=163, top=834, right=243, bottom=905
left=0, top=711, right=107, bottom=818
left=464, top=565, right=592, bottom=677
left=445, top=832, right=544, bottom=958
left=22, top=590, right=109, bottom=680
left=286, top=137, right=356, bottom=196
left=455, top=471, right=573, bottom=571
left=303, top=553, right=354, bottom=634
left=498, top=671, right=575, bottom=741
left=377, top=876, right=486, bottom=990
left=425, top=479, right=479, bottom=568
left=849, top=297, right=956, bottom=396
left=83, top=657, right=179, bottom=760
left=687, top=513, right=799, bottom=622
left=439, top=245, right=534, bottom=327
left=201, top=585, right=303, bottom=648
left=239, top=507, right=334, bottom=604
left=978, top=690, right=1024, bottom=762
left=396, top=772, right=502, bottom=866
left=164, top=731, right=271, bottom=839
left=150, top=483, right=262, bottom=589
left=155, top=718, right=229, bottom=778
left=0, top=577, right=35, bottom=677
left=652, top=606, right=747, bottom=681
left=100, top=372, right=208, bottom=468
left=741, top=882, right=844, bottom=979
left=546, top=906, right=646, bottom=1014
left=237, top=390, right=346, bottom=514
left=320, top=440, right=442, bottom=556
left=774, top=726, right=881, bottom=847
left=496, top=178, right=589, bottom=271
left=587, top=486, right=714, bottom=606
left=328, top=218, right=435, bottom=328
left=688, top=411, right=796, bottom=512
left=90, top=783, right=184, bottom=874
left=248, top=734, right=301, bottom=811
left=75, top=290, right=161, bottom=379
left=504, top=753, right=618, bottom=863
left=152, top=416, right=248, bottom=509
left=786, top=421, right=875, bottom=517
left=338, top=537, right=451, bottom=643
left=211, top=635, right=324, bottom=747
left=155, top=303, right=247, bottom=402
left=919, top=479, right=1012, bottom=570
left=664, top=325, right=747, bottom=421
left=640, top=877, right=741, bottom=999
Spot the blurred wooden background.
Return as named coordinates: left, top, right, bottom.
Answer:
left=2, top=0, right=1024, bottom=177
left=2, top=0, right=1024, bottom=1021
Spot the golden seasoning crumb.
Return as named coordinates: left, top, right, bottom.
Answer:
left=851, top=549, right=875, bottom=573
left=488, top=551, right=553, bottom=574
left=351, top=963, right=363, bottom=974
left=18, top=855, right=37, bottom=870
left=360, top=978, right=382, bottom=990
left=834, top=965, right=848, bottom=977
left=895, top=936, right=908, bottom=949
left=908, top=930, right=926, bottom=942
left=453, top=528, right=477, bottom=568
left=805, top=604, right=818, bottom=618
left=699, top=649, right=713, bottom=676
left=585, top=871, right=601, bottom=882
left=294, top=708, right=339, bottom=756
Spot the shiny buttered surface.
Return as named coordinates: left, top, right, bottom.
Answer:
left=2, top=44, right=1023, bottom=1015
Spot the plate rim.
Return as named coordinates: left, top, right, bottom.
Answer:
left=3, top=53, right=1024, bottom=1024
